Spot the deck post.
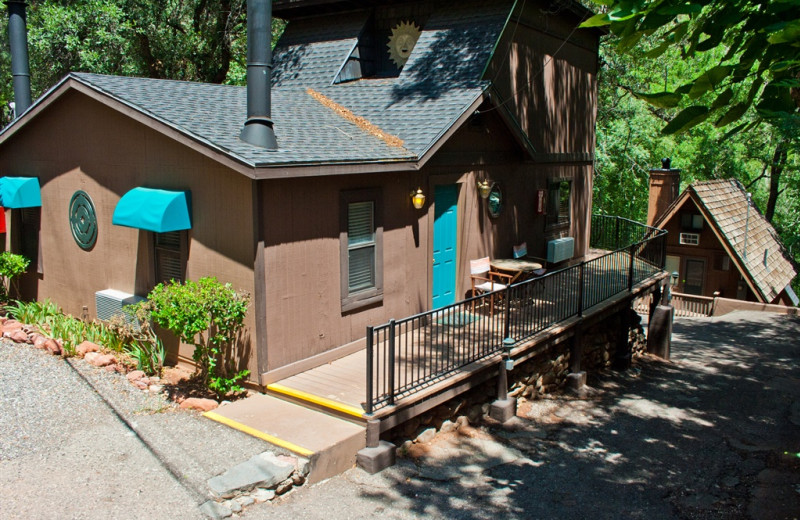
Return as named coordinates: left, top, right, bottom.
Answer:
left=578, top=262, right=585, bottom=317
left=365, top=326, right=374, bottom=415
left=650, top=283, right=662, bottom=321
left=357, top=418, right=396, bottom=474
left=566, top=326, right=587, bottom=394
left=503, top=285, right=512, bottom=340
left=613, top=305, right=633, bottom=370
left=628, top=244, right=636, bottom=291
left=388, top=320, right=396, bottom=405
left=490, top=337, right=516, bottom=423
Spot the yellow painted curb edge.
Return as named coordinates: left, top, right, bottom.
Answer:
left=267, top=383, right=365, bottom=419
left=203, top=411, right=314, bottom=458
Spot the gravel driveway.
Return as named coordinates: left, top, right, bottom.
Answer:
left=2, top=310, right=799, bottom=519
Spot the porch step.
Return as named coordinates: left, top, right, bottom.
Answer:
left=266, top=382, right=367, bottom=424
left=204, top=394, right=366, bottom=484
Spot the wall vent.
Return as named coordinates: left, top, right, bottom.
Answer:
left=547, top=237, right=574, bottom=264
left=95, top=289, right=145, bottom=328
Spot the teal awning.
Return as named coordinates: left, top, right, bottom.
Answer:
left=0, top=177, right=41, bottom=208
left=112, top=188, right=191, bottom=233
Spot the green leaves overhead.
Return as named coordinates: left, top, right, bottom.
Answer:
left=687, top=65, right=731, bottom=99
left=661, top=105, right=710, bottom=134
left=633, top=91, right=682, bottom=108
left=583, top=0, right=800, bottom=135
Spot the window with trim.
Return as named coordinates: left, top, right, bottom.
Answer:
left=340, top=189, right=383, bottom=312
left=154, top=230, right=186, bottom=284
left=546, top=180, right=571, bottom=228
left=680, top=213, right=704, bottom=231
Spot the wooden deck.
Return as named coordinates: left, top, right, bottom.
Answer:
left=269, top=254, right=666, bottom=423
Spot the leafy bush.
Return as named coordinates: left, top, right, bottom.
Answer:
left=109, top=302, right=165, bottom=375
left=0, top=252, right=30, bottom=301
left=145, top=277, right=250, bottom=398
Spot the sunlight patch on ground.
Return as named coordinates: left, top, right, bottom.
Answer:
left=572, top=438, right=627, bottom=466
left=615, top=397, right=716, bottom=428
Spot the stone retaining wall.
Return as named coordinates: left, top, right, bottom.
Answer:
left=389, top=306, right=647, bottom=447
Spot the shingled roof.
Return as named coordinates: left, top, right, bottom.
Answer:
left=658, top=179, right=798, bottom=303
left=0, top=0, right=513, bottom=173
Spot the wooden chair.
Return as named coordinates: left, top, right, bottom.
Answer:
left=514, top=242, right=548, bottom=275
left=470, top=257, right=512, bottom=315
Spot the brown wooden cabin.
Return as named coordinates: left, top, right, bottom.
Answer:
left=649, top=174, right=798, bottom=306
left=0, top=0, right=601, bottom=386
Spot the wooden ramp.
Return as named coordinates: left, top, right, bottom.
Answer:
left=204, top=394, right=366, bottom=484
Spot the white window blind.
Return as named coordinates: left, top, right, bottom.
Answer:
left=347, top=201, right=375, bottom=293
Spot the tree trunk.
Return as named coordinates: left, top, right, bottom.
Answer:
left=765, top=139, right=788, bottom=223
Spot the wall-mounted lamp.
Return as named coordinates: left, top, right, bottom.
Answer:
left=671, top=271, right=679, bottom=286
left=411, top=187, right=426, bottom=209
left=477, top=180, right=492, bottom=199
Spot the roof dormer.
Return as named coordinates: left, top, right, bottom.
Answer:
left=334, top=5, right=432, bottom=84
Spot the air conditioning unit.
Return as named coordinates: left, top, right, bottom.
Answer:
left=95, top=289, right=146, bottom=328
left=547, top=237, right=575, bottom=264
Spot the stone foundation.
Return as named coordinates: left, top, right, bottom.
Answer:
left=387, top=306, right=647, bottom=447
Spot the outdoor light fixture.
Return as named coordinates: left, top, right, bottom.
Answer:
left=411, top=187, right=426, bottom=209
left=477, top=180, right=492, bottom=199
left=671, top=271, right=679, bottom=286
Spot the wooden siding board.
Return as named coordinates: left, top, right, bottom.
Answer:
left=0, top=92, right=259, bottom=380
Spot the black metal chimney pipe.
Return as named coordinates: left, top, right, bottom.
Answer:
left=240, top=0, right=278, bottom=150
left=6, top=0, right=32, bottom=117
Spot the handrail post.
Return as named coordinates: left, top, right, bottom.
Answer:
left=578, top=261, right=585, bottom=317
left=615, top=216, right=620, bottom=250
left=503, top=285, right=512, bottom=343
left=388, top=319, right=396, bottom=406
left=365, top=326, right=374, bottom=415
left=628, top=243, right=635, bottom=291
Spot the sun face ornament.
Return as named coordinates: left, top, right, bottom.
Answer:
left=387, top=20, right=421, bottom=68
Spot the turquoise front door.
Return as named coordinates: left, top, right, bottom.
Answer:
left=432, top=184, right=459, bottom=309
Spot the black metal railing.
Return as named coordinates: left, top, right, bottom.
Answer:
left=365, top=215, right=667, bottom=413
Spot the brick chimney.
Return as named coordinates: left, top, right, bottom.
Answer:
left=647, top=158, right=681, bottom=227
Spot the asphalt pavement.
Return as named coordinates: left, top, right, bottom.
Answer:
left=1, top=310, right=798, bottom=519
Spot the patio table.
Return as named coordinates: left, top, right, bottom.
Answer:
left=490, top=258, right=544, bottom=283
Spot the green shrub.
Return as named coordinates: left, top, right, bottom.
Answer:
left=6, top=298, right=161, bottom=372
left=145, top=277, right=250, bottom=398
left=0, top=252, right=30, bottom=301
left=110, top=302, right=165, bottom=376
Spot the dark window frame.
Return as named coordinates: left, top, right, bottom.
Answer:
left=340, top=188, right=383, bottom=313
left=15, top=207, right=42, bottom=274
left=546, top=179, right=571, bottom=230
left=153, top=230, right=187, bottom=285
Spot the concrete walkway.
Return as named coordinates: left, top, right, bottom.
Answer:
left=2, top=310, right=798, bottom=519
left=247, top=311, right=800, bottom=519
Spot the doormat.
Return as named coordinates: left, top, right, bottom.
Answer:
left=436, top=311, right=478, bottom=326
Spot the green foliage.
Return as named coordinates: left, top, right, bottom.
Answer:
left=145, top=277, right=250, bottom=398
left=583, top=0, right=800, bottom=135
left=0, top=1, right=288, bottom=123
left=586, top=0, right=800, bottom=297
left=6, top=298, right=165, bottom=372
left=6, top=298, right=60, bottom=323
left=0, top=252, right=30, bottom=301
left=109, top=301, right=165, bottom=375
